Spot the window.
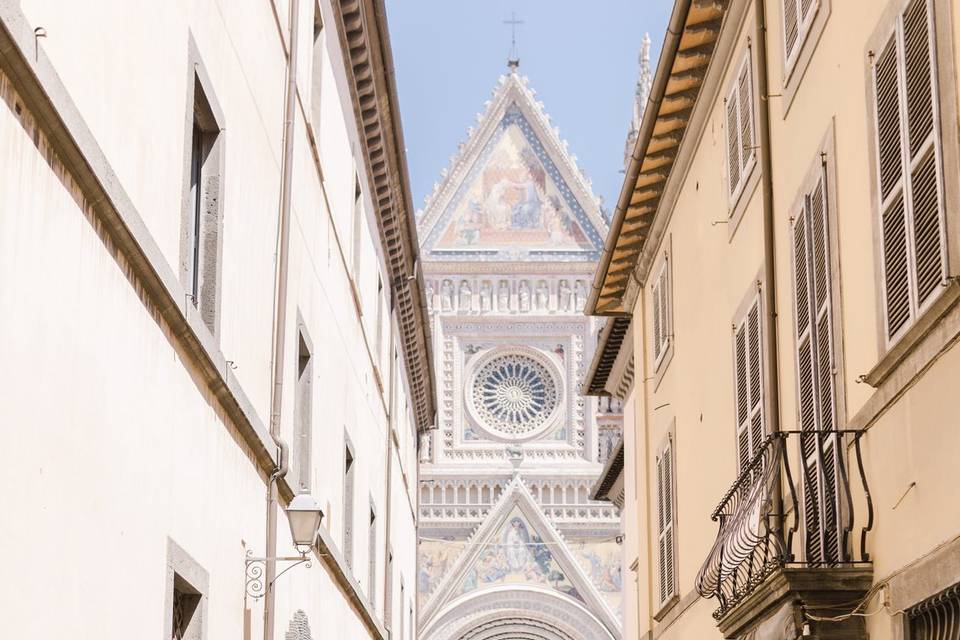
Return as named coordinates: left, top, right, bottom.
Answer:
left=791, top=167, right=842, bottom=565
left=733, top=292, right=765, bottom=473
left=385, top=550, right=393, bottom=629
left=343, top=442, right=355, bottom=569
left=655, top=435, right=677, bottom=611
left=171, top=580, right=201, bottom=640
left=294, top=328, right=313, bottom=492
left=725, top=50, right=756, bottom=204
left=310, top=6, right=324, bottom=127
left=352, top=174, right=363, bottom=278
left=651, top=256, right=671, bottom=368
left=368, top=502, right=377, bottom=604
left=783, top=0, right=819, bottom=72
left=399, top=580, right=406, bottom=640
left=871, top=0, right=946, bottom=345
left=181, top=50, right=224, bottom=336
left=908, top=584, right=960, bottom=640
left=165, top=539, right=207, bottom=640
left=375, top=275, right=385, bottom=366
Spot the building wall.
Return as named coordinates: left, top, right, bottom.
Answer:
left=0, top=1, right=422, bottom=638
left=615, top=0, right=960, bottom=638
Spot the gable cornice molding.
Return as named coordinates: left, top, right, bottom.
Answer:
left=332, top=0, right=436, bottom=431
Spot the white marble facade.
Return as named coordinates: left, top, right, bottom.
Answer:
left=416, top=70, right=623, bottom=640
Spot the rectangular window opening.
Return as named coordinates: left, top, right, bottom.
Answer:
left=183, top=66, right=223, bottom=336
left=343, top=443, right=355, bottom=569
left=295, top=329, right=313, bottom=492
left=368, top=503, right=377, bottom=605
left=171, top=575, right=202, bottom=640
left=311, top=6, right=324, bottom=128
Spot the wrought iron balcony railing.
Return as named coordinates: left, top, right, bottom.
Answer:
left=694, top=429, right=874, bottom=620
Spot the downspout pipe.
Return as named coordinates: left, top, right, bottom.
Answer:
left=265, top=1, right=300, bottom=639
left=585, top=0, right=692, bottom=315
left=753, top=0, right=785, bottom=529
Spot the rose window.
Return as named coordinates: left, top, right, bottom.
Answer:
left=470, top=353, right=559, bottom=436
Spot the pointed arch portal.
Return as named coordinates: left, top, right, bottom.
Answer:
left=421, top=586, right=616, bottom=640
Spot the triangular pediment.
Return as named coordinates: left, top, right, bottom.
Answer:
left=417, top=73, right=607, bottom=263
left=419, top=476, right=621, bottom=636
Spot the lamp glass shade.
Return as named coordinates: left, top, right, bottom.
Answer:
left=286, top=493, right=324, bottom=547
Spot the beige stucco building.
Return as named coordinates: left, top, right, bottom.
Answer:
left=0, top=1, right=432, bottom=639
left=586, top=0, right=960, bottom=639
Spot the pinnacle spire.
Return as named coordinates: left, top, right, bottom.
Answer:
left=624, top=33, right=653, bottom=168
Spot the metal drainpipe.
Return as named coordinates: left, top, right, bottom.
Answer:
left=753, top=0, right=785, bottom=532
left=264, top=1, right=300, bottom=639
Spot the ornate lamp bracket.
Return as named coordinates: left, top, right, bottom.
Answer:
left=244, top=549, right=312, bottom=599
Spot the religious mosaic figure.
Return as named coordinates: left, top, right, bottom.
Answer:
left=535, top=280, right=550, bottom=311
left=441, top=279, right=454, bottom=312
left=479, top=281, right=493, bottom=312
left=497, top=280, right=511, bottom=312
left=558, top=279, right=572, bottom=312
left=518, top=280, right=531, bottom=313
left=459, top=280, right=472, bottom=312
left=504, top=517, right=532, bottom=571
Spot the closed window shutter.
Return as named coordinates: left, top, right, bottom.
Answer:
left=873, top=0, right=946, bottom=343
left=734, top=294, right=765, bottom=474
left=652, top=275, right=663, bottom=361
left=785, top=0, right=819, bottom=69
left=792, top=169, right=842, bottom=565
left=738, top=62, right=754, bottom=172
left=726, top=53, right=755, bottom=200
left=656, top=440, right=676, bottom=607
left=726, top=91, right=741, bottom=197
left=653, top=260, right=670, bottom=365
left=784, top=0, right=800, bottom=61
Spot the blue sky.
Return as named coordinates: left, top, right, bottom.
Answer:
left=386, top=1, right=672, bottom=216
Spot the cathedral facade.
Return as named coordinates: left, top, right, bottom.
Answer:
left=415, top=70, right=624, bottom=640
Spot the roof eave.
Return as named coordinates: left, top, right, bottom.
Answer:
left=587, top=0, right=727, bottom=316
left=333, top=0, right=437, bottom=432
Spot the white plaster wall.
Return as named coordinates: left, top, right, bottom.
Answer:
left=0, top=0, right=420, bottom=637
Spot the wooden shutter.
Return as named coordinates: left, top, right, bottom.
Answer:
left=785, top=0, right=819, bottom=69
left=656, top=439, right=676, bottom=607
left=792, top=168, right=842, bottom=565
left=653, top=260, right=670, bottom=365
left=734, top=294, right=765, bottom=473
left=726, top=89, right=741, bottom=197
left=784, top=0, right=800, bottom=62
left=873, top=0, right=945, bottom=343
left=726, top=52, right=755, bottom=200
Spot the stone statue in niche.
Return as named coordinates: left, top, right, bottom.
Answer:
left=458, top=280, right=472, bottom=312
left=574, top=280, right=587, bottom=311
left=518, top=280, right=531, bottom=313
left=535, top=280, right=550, bottom=311
left=426, top=281, right=435, bottom=312
left=497, top=280, right=511, bottom=312
left=558, top=279, right=572, bottom=312
left=441, top=279, right=454, bottom=312
left=479, top=281, right=493, bottom=312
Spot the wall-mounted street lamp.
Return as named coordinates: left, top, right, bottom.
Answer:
left=245, top=493, right=325, bottom=599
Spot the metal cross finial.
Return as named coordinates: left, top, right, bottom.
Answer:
left=503, top=12, right=524, bottom=69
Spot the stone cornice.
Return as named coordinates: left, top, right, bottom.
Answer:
left=332, top=0, right=436, bottom=431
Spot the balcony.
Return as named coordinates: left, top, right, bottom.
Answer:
left=695, top=430, right=874, bottom=638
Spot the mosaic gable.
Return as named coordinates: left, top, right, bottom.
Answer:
left=418, top=73, right=607, bottom=264
left=457, top=507, right=584, bottom=603
left=428, top=109, right=598, bottom=260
